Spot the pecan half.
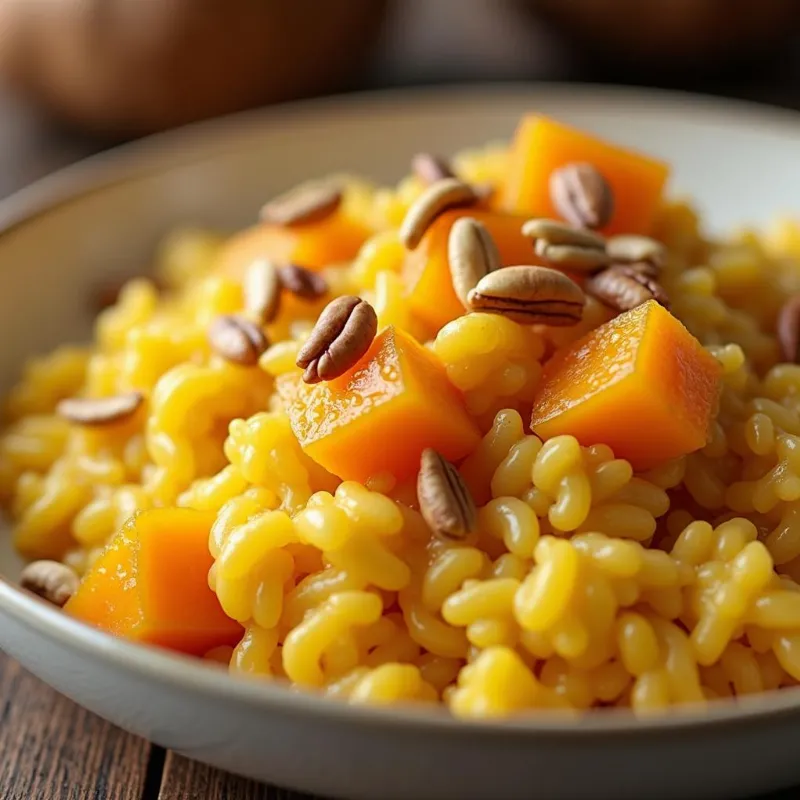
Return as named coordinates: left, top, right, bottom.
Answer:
left=296, top=296, right=377, bottom=383
left=585, top=265, right=669, bottom=312
left=448, top=217, right=501, bottom=308
left=549, top=162, right=614, bottom=229
left=20, top=560, right=80, bottom=607
left=277, top=264, right=328, bottom=300
left=208, top=315, right=269, bottom=365
left=57, top=392, right=144, bottom=426
left=260, top=182, right=342, bottom=226
left=467, top=265, right=585, bottom=326
left=399, top=178, right=478, bottom=250
left=417, top=448, right=477, bottom=541
left=411, top=153, right=456, bottom=185
left=244, top=259, right=281, bottom=324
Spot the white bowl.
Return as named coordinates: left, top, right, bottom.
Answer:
left=2, top=85, right=800, bottom=800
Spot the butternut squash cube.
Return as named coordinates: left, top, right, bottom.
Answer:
left=65, top=508, right=242, bottom=655
left=279, top=326, right=480, bottom=481
left=501, top=114, right=670, bottom=237
left=217, top=211, right=371, bottom=277
left=531, top=301, right=721, bottom=470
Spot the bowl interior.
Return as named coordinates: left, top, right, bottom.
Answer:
left=2, top=86, right=800, bottom=758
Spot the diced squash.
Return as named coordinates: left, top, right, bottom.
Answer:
left=65, top=508, right=241, bottom=656
left=501, top=114, right=670, bottom=237
left=531, top=301, right=721, bottom=470
left=217, top=212, right=371, bottom=277
left=63, top=517, right=141, bottom=636
left=279, top=326, right=480, bottom=481
left=403, top=209, right=537, bottom=331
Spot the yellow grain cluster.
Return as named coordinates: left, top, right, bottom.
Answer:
left=5, top=142, right=800, bottom=717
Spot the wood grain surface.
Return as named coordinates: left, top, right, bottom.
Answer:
left=158, top=753, right=314, bottom=800
left=0, top=652, right=151, bottom=800
left=0, top=652, right=320, bottom=799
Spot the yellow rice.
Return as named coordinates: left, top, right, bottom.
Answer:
left=6, top=141, right=800, bottom=717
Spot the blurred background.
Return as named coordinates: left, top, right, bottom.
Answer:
left=1, top=0, right=800, bottom=197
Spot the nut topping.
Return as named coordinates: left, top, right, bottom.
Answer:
left=244, top=259, right=281, bottom=324
left=260, top=182, right=342, bottom=227
left=417, top=448, right=477, bottom=541
left=296, top=296, right=377, bottom=383
left=549, top=162, right=614, bottom=230
left=522, top=218, right=606, bottom=250
left=277, top=264, right=328, bottom=300
left=208, top=315, right=269, bottom=365
left=57, top=392, right=144, bottom=426
left=585, top=265, right=669, bottom=312
left=399, top=178, right=478, bottom=250
left=448, top=217, right=501, bottom=308
left=534, top=240, right=612, bottom=272
left=411, top=153, right=456, bottom=185
left=20, top=560, right=80, bottom=607
left=606, top=235, right=666, bottom=271
left=467, top=265, right=585, bottom=326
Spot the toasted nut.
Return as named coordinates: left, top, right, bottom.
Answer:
left=57, top=391, right=144, bottom=426
left=411, top=152, right=455, bottom=185
left=535, top=239, right=612, bottom=271
left=620, top=260, right=660, bottom=279
left=417, top=448, right=477, bottom=541
left=296, top=296, right=377, bottom=383
left=277, top=264, right=328, bottom=300
left=260, top=182, right=342, bottom=226
left=777, top=295, right=800, bottom=363
left=606, top=235, right=666, bottom=270
left=399, top=178, right=477, bottom=250
left=468, top=265, right=584, bottom=326
left=20, top=560, right=80, bottom=607
left=550, top=162, right=614, bottom=229
left=522, top=218, right=606, bottom=250
left=448, top=217, right=501, bottom=308
left=244, top=259, right=281, bottom=324
left=586, top=265, right=669, bottom=312
left=208, top=314, right=269, bottom=365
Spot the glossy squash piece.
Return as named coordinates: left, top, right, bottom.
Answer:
left=279, top=326, right=480, bottom=481
left=216, top=211, right=372, bottom=277
left=501, top=114, right=670, bottom=237
left=65, top=508, right=242, bottom=655
left=531, top=301, right=721, bottom=470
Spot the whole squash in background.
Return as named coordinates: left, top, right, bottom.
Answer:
left=0, top=0, right=390, bottom=136
left=523, top=0, right=800, bottom=74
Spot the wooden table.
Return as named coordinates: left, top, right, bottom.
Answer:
left=0, top=650, right=319, bottom=799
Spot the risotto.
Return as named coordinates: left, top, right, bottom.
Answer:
left=7, top=111, right=800, bottom=719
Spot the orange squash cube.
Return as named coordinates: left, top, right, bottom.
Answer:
left=63, top=517, right=142, bottom=636
left=279, top=326, right=480, bottom=481
left=531, top=301, right=721, bottom=470
left=501, top=114, right=670, bottom=237
left=217, top=211, right=371, bottom=277
left=65, top=508, right=242, bottom=656
left=403, top=209, right=537, bottom=332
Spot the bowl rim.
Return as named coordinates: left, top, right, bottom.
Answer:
left=3, top=81, right=800, bottom=737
